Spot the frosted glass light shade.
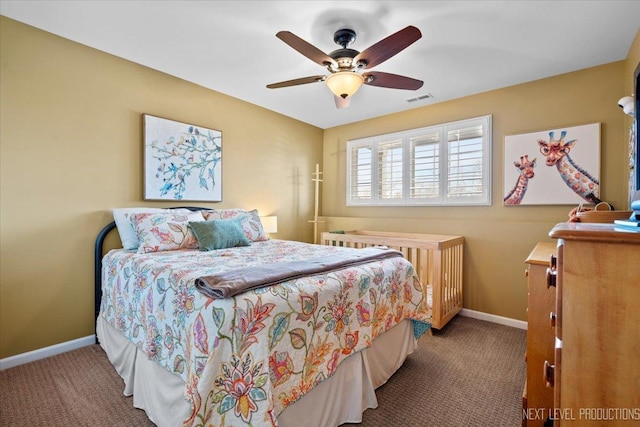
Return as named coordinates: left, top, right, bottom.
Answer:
left=260, top=216, right=277, bottom=234
left=325, top=72, right=364, bottom=99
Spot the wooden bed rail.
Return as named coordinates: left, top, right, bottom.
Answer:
left=321, top=230, right=464, bottom=329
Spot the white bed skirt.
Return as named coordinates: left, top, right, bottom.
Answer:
left=97, top=317, right=417, bottom=427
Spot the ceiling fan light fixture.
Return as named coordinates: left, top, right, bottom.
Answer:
left=268, top=26, right=423, bottom=108
left=325, top=72, right=364, bottom=99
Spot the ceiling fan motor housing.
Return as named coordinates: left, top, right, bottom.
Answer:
left=329, top=29, right=360, bottom=71
left=333, top=28, right=357, bottom=48
left=329, top=49, right=359, bottom=70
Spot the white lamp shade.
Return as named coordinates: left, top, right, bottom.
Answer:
left=261, top=216, right=277, bottom=234
left=618, top=95, right=635, bottom=117
left=325, top=72, right=364, bottom=99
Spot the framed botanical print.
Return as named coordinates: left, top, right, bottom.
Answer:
left=143, top=114, right=222, bottom=201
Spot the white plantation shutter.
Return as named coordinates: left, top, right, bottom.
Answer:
left=377, top=139, right=403, bottom=200
left=447, top=125, right=484, bottom=198
left=348, top=143, right=372, bottom=201
left=347, top=115, right=491, bottom=206
left=410, top=133, right=440, bottom=199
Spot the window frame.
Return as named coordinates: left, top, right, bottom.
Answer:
left=346, top=115, right=492, bottom=206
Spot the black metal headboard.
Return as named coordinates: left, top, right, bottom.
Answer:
left=94, top=206, right=211, bottom=339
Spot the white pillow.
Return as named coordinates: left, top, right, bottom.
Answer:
left=112, top=207, right=190, bottom=250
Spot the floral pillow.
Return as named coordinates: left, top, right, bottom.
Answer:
left=112, top=207, right=191, bottom=250
left=130, top=211, right=205, bottom=253
left=202, top=208, right=268, bottom=242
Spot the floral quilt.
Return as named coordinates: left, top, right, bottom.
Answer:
left=100, top=239, right=431, bottom=426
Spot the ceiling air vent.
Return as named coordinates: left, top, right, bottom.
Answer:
left=406, top=93, right=433, bottom=103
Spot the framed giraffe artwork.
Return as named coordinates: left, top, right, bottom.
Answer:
left=503, top=122, right=601, bottom=206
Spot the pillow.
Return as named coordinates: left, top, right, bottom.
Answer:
left=202, top=208, right=268, bottom=242
left=201, top=208, right=247, bottom=221
left=113, top=207, right=166, bottom=250
left=112, top=207, right=191, bottom=250
left=130, top=211, right=205, bottom=253
left=189, top=218, right=251, bottom=251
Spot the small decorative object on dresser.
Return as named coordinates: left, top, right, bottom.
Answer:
left=573, top=202, right=631, bottom=224
left=614, top=199, right=640, bottom=230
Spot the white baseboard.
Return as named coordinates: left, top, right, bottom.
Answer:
left=460, top=308, right=527, bottom=330
left=0, top=335, right=96, bottom=371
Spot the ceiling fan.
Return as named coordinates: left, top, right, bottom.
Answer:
left=266, top=26, right=424, bottom=109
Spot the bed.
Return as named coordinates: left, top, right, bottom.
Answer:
left=94, top=207, right=431, bottom=427
left=320, top=230, right=464, bottom=330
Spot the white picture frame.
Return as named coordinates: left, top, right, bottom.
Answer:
left=143, top=114, right=222, bottom=202
left=503, top=123, right=601, bottom=205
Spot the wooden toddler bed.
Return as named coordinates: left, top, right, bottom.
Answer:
left=94, top=207, right=432, bottom=427
left=321, top=230, right=464, bottom=329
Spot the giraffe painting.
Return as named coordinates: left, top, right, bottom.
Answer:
left=537, top=130, right=603, bottom=204
left=504, top=155, right=536, bottom=205
left=504, top=123, right=600, bottom=205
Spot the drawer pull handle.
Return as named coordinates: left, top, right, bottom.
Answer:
left=546, top=267, right=557, bottom=288
left=547, top=255, right=558, bottom=289
left=543, top=360, right=555, bottom=387
left=546, top=255, right=557, bottom=288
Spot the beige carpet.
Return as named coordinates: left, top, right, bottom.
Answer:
left=0, top=315, right=526, bottom=427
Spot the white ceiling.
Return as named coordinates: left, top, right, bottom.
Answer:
left=2, top=1, right=639, bottom=129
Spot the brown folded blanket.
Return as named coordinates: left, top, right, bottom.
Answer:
left=194, top=246, right=404, bottom=299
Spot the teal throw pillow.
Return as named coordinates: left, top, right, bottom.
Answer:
left=189, top=218, right=251, bottom=251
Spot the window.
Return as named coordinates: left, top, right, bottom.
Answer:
left=347, top=115, right=492, bottom=206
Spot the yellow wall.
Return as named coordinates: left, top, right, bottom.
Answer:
left=321, top=61, right=630, bottom=322
left=2, top=16, right=638, bottom=359
left=0, top=17, right=323, bottom=358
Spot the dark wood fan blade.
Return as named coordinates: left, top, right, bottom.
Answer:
left=334, top=95, right=351, bottom=109
left=363, top=71, right=423, bottom=90
left=266, top=75, right=326, bottom=89
left=276, top=31, right=337, bottom=68
left=354, top=26, right=421, bottom=69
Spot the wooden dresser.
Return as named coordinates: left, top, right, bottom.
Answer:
left=546, top=223, right=640, bottom=426
left=523, top=242, right=558, bottom=426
